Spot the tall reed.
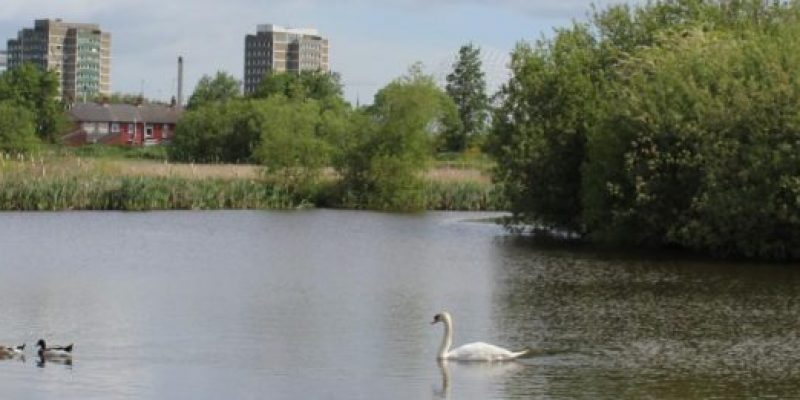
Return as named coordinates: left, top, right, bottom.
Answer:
left=0, top=154, right=505, bottom=212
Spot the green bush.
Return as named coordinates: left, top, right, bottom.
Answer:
left=335, top=64, right=458, bottom=211
left=491, top=0, right=800, bottom=260
left=0, top=101, right=40, bottom=153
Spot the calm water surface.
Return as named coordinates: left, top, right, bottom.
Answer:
left=0, top=210, right=799, bottom=399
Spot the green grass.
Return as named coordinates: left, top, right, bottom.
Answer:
left=422, top=180, right=506, bottom=211
left=0, top=175, right=300, bottom=211
left=42, top=144, right=170, bottom=161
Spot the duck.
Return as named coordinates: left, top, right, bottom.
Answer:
left=0, top=344, right=25, bottom=358
left=36, top=339, right=73, bottom=359
left=431, top=312, right=531, bottom=361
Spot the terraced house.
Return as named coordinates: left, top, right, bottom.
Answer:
left=64, top=103, right=182, bottom=146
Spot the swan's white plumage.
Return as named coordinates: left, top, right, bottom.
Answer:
left=445, top=341, right=529, bottom=361
left=432, top=312, right=530, bottom=362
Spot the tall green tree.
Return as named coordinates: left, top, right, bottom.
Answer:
left=445, top=43, right=489, bottom=152
left=169, top=100, right=259, bottom=163
left=335, top=64, right=459, bottom=210
left=0, top=64, right=68, bottom=142
left=253, top=96, right=334, bottom=191
left=187, top=71, right=241, bottom=109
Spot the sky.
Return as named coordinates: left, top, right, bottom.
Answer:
left=0, top=0, right=613, bottom=104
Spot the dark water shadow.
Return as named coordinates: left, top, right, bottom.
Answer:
left=36, top=356, right=73, bottom=369
left=0, top=354, right=26, bottom=364
left=494, top=233, right=800, bottom=272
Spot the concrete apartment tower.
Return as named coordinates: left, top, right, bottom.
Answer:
left=6, top=19, right=111, bottom=101
left=0, top=50, right=7, bottom=74
left=243, top=24, right=329, bottom=94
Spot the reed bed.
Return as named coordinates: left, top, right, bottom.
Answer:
left=0, top=176, right=300, bottom=211
left=422, top=180, right=506, bottom=211
left=0, top=154, right=505, bottom=212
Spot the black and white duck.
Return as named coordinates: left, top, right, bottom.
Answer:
left=36, top=339, right=73, bottom=359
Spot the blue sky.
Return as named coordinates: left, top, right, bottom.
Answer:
left=0, top=0, right=612, bottom=104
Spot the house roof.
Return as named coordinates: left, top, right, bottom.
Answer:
left=69, top=103, right=183, bottom=124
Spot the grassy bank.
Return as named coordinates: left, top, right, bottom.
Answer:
left=0, top=154, right=504, bottom=212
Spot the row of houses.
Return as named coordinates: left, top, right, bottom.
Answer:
left=63, top=103, right=182, bottom=146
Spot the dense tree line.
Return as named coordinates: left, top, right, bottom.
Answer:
left=170, top=67, right=459, bottom=210
left=490, top=0, right=800, bottom=260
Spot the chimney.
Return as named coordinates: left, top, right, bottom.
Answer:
left=177, top=56, right=184, bottom=108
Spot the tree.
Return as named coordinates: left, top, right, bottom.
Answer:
left=335, top=64, right=459, bottom=210
left=490, top=0, right=800, bottom=260
left=187, top=71, right=241, bottom=109
left=445, top=43, right=489, bottom=152
left=0, top=101, right=40, bottom=153
left=169, top=100, right=259, bottom=163
left=172, top=70, right=352, bottom=165
left=253, top=96, right=333, bottom=190
left=0, top=63, right=69, bottom=142
left=490, top=28, right=598, bottom=233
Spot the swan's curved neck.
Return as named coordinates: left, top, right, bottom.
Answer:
left=437, top=315, right=453, bottom=359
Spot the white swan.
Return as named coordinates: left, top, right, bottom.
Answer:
left=431, top=312, right=530, bottom=361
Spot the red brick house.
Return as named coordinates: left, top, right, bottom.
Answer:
left=63, top=103, right=183, bottom=146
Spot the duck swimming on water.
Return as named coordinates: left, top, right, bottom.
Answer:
left=36, top=339, right=73, bottom=359
left=0, top=344, right=25, bottom=358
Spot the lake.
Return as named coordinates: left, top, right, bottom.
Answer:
left=0, top=210, right=798, bottom=399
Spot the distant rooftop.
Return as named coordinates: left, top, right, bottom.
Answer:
left=34, top=18, right=102, bottom=30
left=68, top=103, right=183, bottom=124
left=257, top=24, right=319, bottom=36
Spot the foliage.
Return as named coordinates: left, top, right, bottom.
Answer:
left=490, top=28, right=599, bottom=232
left=61, top=144, right=169, bottom=161
left=0, top=101, right=40, bottom=153
left=334, top=64, right=459, bottom=211
left=0, top=64, right=69, bottom=142
left=252, top=96, right=334, bottom=191
left=169, top=64, right=493, bottom=212
left=490, top=0, right=800, bottom=260
left=169, top=100, right=260, bottom=163
left=174, top=70, right=351, bottom=167
left=251, top=70, right=344, bottom=103
left=445, top=43, right=490, bottom=152
left=187, top=71, right=241, bottom=109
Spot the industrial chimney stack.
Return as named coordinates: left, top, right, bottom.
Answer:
left=177, top=56, right=184, bottom=108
